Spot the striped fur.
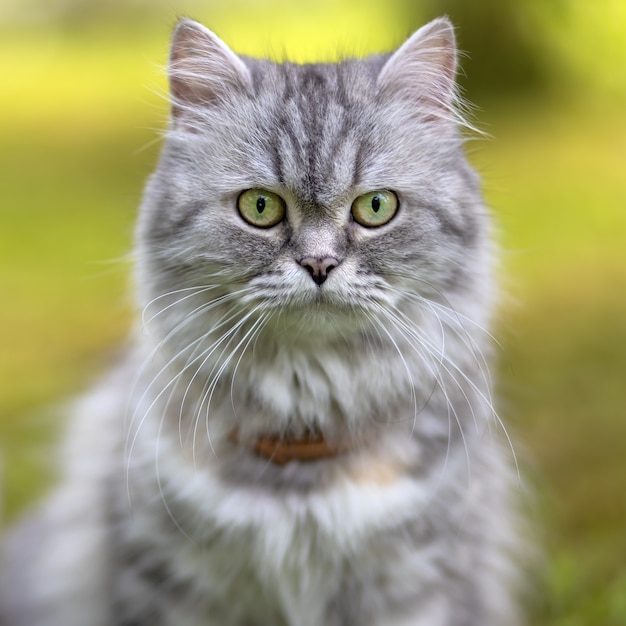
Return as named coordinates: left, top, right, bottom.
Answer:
left=0, top=17, right=524, bottom=625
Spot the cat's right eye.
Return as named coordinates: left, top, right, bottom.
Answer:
left=237, top=189, right=286, bottom=228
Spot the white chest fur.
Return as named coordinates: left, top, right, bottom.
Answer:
left=127, top=419, right=460, bottom=626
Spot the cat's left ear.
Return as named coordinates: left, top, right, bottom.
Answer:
left=377, top=17, right=458, bottom=120
left=168, top=18, right=253, bottom=123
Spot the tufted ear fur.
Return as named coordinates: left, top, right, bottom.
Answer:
left=377, top=17, right=458, bottom=123
left=169, top=19, right=253, bottom=122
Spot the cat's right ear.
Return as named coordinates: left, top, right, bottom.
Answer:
left=169, top=19, right=253, bottom=123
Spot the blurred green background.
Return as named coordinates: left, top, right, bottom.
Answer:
left=1, top=0, right=625, bottom=623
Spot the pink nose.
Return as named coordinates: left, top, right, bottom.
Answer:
left=298, top=256, right=340, bottom=286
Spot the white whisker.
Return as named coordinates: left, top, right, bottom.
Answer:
left=187, top=304, right=266, bottom=465
left=370, top=301, right=473, bottom=485
left=380, top=280, right=520, bottom=480
left=142, top=284, right=222, bottom=327
left=126, top=289, right=254, bottom=490
left=229, top=311, right=272, bottom=418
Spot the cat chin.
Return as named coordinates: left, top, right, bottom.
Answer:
left=255, top=300, right=369, bottom=342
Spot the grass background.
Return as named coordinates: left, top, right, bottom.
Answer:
left=1, top=0, right=625, bottom=623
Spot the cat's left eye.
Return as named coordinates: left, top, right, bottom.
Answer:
left=238, top=189, right=286, bottom=228
left=351, top=190, right=398, bottom=227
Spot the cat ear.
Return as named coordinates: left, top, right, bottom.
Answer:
left=169, top=19, right=253, bottom=121
left=377, top=17, right=458, bottom=122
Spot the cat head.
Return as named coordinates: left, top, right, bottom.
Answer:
left=136, top=17, right=490, bottom=350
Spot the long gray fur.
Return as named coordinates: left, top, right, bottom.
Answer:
left=0, top=16, right=523, bottom=626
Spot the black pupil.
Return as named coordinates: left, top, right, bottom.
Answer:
left=256, top=197, right=266, bottom=214
left=371, top=196, right=381, bottom=213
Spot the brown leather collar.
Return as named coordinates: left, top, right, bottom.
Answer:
left=229, top=429, right=349, bottom=465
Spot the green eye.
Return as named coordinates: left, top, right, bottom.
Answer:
left=237, top=189, right=286, bottom=228
left=351, top=190, right=398, bottom=227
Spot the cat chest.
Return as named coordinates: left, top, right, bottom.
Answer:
left=121, top=457, right=433, bottom=625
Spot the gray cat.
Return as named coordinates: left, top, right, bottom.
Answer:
left=0, top=16, right=522, bottom=626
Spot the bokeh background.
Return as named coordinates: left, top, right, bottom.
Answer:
left=1, top=0, right=625, bottom=623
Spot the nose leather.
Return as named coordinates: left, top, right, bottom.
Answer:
left=298, top=256, right=340, bottom=286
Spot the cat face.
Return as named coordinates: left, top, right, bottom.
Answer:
left=137, top=18, right=488, bottom=348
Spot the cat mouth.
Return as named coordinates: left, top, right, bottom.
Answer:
left=288, top=288, right=365, bottom=313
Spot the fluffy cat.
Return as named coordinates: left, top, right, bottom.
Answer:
left=0, top=16, right=522, bottom=626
